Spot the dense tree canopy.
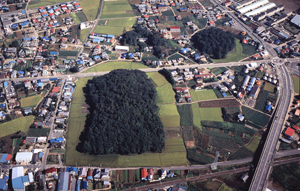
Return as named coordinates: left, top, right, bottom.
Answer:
left=191, top=28, right=236, bottom=59
left=78, top=69, right=165, bottom=155
left=121, top=25, right=176, bottom=58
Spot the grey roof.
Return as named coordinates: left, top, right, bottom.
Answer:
left=291, top=14, right=300, bottom=27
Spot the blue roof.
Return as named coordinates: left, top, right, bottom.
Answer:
left=3, top=82, right=7, bottom=87
left=77, top=60, right=84, bottom=65
left=50, top=52, right=59, bottom=55
left=11, top=24, right=18, bottom=28
left=58, top=172, right=69, bottom=191
left=18, top=71, right=24, bottom=74
left=158, top=4, right=167, bottom=7
left=94, top=55, right=100, bottom=60
left=76, top=180, right=81, bottom=191
left=0, top=103, right=5, bottom=108
left=93, top=39, right=100, bottom=42
left=229, top=75, right=234, bottom=79
left=222, top=93, right=226, bottom=97
left=12, top=177, right=24, bottom=189
left=22, top=175, right=29, bottom=183
left=0, top=154, right=7, bottom=163
left=107, top=34, right=114, bottom=38
left=0, top=179, right=7, bottom=190
left=53, top=23, right=60, bottom=26
left=23, top=37, right=31, bottom=41
left=38, top=82, right=43, bottom=87
left=38, top=152, right=43, bottom=158
left=265, top=105, right=271, bottom=111
left=22, top=10, right=26, bottom=13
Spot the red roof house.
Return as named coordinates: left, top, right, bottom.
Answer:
left=285, top=127, right=295, bottom=137
left=141, top=169, right=147, bottom=179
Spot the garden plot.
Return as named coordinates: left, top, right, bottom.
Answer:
left=101, top=0, right=134, bottom=19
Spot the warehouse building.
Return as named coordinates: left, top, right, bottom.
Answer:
left=12, top=167, right=24, bottom=180
left=291, top=14, right=300, bottom=27
left=15, top=152, right=33, bottom=164
left=253, top=5, right=284, bottom=21
left=237, top=0, right=269, bottom=14
left=245, top=3, right=276, bottom=17
left=266, top=14, right=288, bottom=26
left=235, top=0, right=255, bottom=10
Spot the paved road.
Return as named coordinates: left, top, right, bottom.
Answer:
left=1, top=58, right=299, bottom=83
left=249, top=65, right=293, bottom=191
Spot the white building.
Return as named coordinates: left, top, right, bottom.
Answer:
left=237, top=0, right=269, bottom=14
left=291, top=14, right=300, bottom=27
left=80, top=22, right=91, bottom=30
left=15, top=152, right=33, bottom=164
left=244, top=3, right=276, bottom=17
left=12, top=167, right=24, bottom=179
left=115, top=45, right=129, bottom=52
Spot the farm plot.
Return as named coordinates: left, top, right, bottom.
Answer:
left=263, top=82, right=276, bottom=92
left=94, top=18, right=135, bottom=36
left=79, top=28, right=91, bottom=42
left=192, top=103, right=223, bottom=130
left=20, top=94, right=42, bottom=108
left=254, top=90, right=269, bottom=111
left=246, top=135, right=261, bottom=153
left=59, top=51, right=78, bottom=57
left=198, top=99, right=240, bottom=108
left=27, top=128, right=50, bottom=137
left=84, top=61, right=148, bottom=73
left=164, top=139, right=186, bottom=153
left=101, top=0, right=134, bottom=19
left=76, top=12, right=88, bottom=22
left=210, top=67, right=227, bottom=75
left=190, top=89, right=218, bottom=101
left=0, top=116, right=35, bottom=138
left=292, top=75, right=300, bottom=94
left=147, top=72, right=168, bottom=87
left=156, top=84, right=175, bottom=104
left=80, top=0, right=102, bottom=21
left=70, top=13, right=81, bottom=25
left=242, top=106, right=270, bottom=128
left=159, top=104, right=180, bottom=127
left=177, top=104, right=193, bottom=127
left=28, top=0, right=67, bottom=9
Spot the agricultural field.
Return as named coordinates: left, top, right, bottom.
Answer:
left=0, top=116, right=35, bottom=138
left=80, top=0, right=102, bottom=21
left=79, top=28, right=91, bottom=42
left=28, top=0, right=67, bottom=9
left=94, top=18, right=135, bottom=36
left=198, top=99, right=240, bottom=108
left=242, top=106, right=270, bottom=128
left=20, top=95, right=42, bottom=108
left=70, top=13, right=81, bottom=25
left=76, top=12, right=88, bottom=22
left=190, top=89, right=218, bottom=101
left=292, top=75, right=300, bottom=94
left=27, top=128, right=50, bottom=137
left=84, top=61, right=148, bottom=73
left=66, top=77, right=188, bottom=167
left=210, top=67, right=227, bottom=75
left=211, top=39, right=254, bottom=63
left=177, top=104, right=193, bottom=127
left=101, top=0, right=134, bottom=19
left=263, top=82, right=276, bottom=92
left=245, top=135, right=261, bottom=153
left=159, top=104, right=180, bottom=127
left=59, top=51, right=78, bottom=57
left=192, top=103, right=223, bottom=130
left=147, top=72, right=169, bottom=87
left=254, top=90, right=269, bottom=111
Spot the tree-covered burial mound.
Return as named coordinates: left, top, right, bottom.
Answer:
left=191, top=28, right=236, bottom=59
left=77, top=69, right=165, bottom=155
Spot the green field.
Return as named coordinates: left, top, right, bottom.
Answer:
left=80, top=0, right=102, bottom=21
left=59, top=51, right=78, bottom=57
left=147, top=72, right=169, bottom=87
left=70, top=13, right=81, bottom=25
left=20, top=95, right=42, bottom=108
left=242, top=106, right=270, bottom=128
left=192, top=103, right=223, bottom=130
left=79, top=28, right=91, bottom=42
left=190, top=89, right=218, bottom=101
left=28, top=0, right=68, bottom=9
left=292, top=75, right=300, bottom=94
left=218, top=183, right=233, bottom=191
left=263, top=82, right=275, bottom=92
left=94, top=18, right=136, bottom=36
left=246, top=135, right=261, bottom=153
left=101, top=0, right=134, bottom=19
left=66, top=78, right=188, bottom=167
left=159, top=104, right=180, bottom=127
left=84, top=61, right=148, bottom=72
left=0, top=116, right=35, bottom=138
left=211, top=39, right=253, bottom=63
